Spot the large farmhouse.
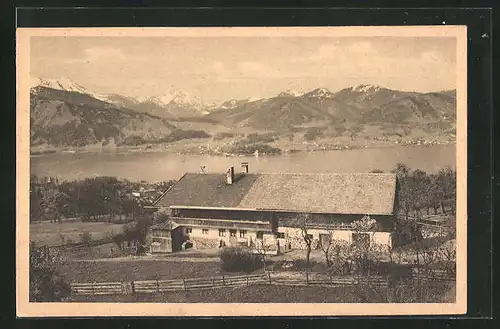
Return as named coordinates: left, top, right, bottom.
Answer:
left=146, top=163, right=398, bottom=254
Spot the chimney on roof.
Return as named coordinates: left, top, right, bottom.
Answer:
left=226, top=166, right=235, bottom=184
left=241, top=162, right=249, bottom=173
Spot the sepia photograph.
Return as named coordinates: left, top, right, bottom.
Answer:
left=16, top=26, right=467, bottom=316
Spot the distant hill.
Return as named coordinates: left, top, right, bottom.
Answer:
left=30, top=77, right=457, bottom=148
left=206, top=85, right=456, bottom=133
left=362, top=92, right=456, bottom=124
left=206, top=96, right=338, bottom=131
left=31, top=78, right=211, bottom=119
left=30, top=86, right=176, bottom=147
left=331, top=84, right=417, bottom=111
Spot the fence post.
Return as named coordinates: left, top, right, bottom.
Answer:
left=156, top=279, right=160, bottom=293
left=306, top=271, right=309, bottom=284
left=211, top=277, right=215, bottom=288
left=183, top=279, right=187, bottom=292
left=222, top=275, right=225, bottom=286
left=246, top=274, right=249, bottom=286
left=92, top=281, right=95, bottom=296
left=268, top=272, right=272, bottom=285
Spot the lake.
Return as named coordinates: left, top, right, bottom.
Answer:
left=30, top=144, right=456, bottom=182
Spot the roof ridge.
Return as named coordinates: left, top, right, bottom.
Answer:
left=255, top=172, right=396, bottom=175
left=152, top=172, right=188, bottom=206
left=185, top=171, right=395, bottom=175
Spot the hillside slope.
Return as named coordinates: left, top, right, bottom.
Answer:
left=29, top=79, right=457, bottom=149
left=206, top=86, right=456, bottom=134
left=206, top=96, right=339, bottom=131
left=30, top=87, right=176, bottom=147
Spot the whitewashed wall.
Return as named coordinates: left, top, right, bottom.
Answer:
left=179, top=226, right=261, bottom=247
left=278, top=227, right=392, bottom=249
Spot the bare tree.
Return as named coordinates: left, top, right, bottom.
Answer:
left=293, top=213, right=314, bottom=269
left=319, top=230, right=335, bottom=267
left=253, top=237, right=275, bottom=271
left=438, top=240, right=456, bottom=277
left=326, top=239, right=352, bottom=276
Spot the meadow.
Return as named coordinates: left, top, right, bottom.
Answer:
left=69, top=283, right=455, bottom=303
left=30, top=221, right=126, bottom=247
left=57, top=259, right=223, bottom=282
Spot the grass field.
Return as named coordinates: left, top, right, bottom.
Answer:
left=30, top=221, right=126, bottom=247
left=70, top=284, right=363, bottom=303
left=57, top=260, right=224, bottom=282
left=69, top=283, right=455, bottom=303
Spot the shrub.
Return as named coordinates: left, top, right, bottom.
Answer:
left=213, top=132, right=237, bottom=140
left=333, top=124, right=347, bottom=136
left=159, top=129, right=210, bottom=143
left=226, top=143, right=281, bottom=155
left=121, top=135, right=148, bottom=146
left=30, top=244, right=71, bottom=302
left=244, top=132, right=277, bottom=144
left=303, top=127, right=325, bottom=141
left=79, top=231, right=92, bottom=245
left=219, top=247, right=263, bottom=273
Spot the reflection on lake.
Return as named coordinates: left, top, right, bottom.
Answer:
left=30, top=144, right=456, bottom=182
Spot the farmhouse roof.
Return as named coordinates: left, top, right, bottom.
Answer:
left=153, top=172, right=397, bottom=215
left=150, top=220, right=178, bottom=230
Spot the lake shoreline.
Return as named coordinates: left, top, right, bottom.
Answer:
left=30, top=139, right=456, bottom=157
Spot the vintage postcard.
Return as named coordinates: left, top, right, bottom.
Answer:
left=16, top=26, right=467, bottom=317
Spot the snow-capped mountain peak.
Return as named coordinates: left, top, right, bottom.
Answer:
left=137, top=95, right=174, bottom=106
left=32, top=77, right=87, bottom=94
left=31, top=77, right=109, bottom=101
left=219, top=99, right=240, bottom=109
left=351, top=84, right=382, bottom=93
left=171, top=89, right=203, bottom=109
left=137, top=88, right=204, bottom=110
left=304, top=87, right=335, bottom=99
left=278, top=89, right=306, bottom=97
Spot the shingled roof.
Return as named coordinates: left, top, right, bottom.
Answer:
left=154, top=173, right=259, bottom=208
left=153, top=172, right=397, bottom=215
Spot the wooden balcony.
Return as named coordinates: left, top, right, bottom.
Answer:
left=280, top=220, right=391, bottom=232
left=171, top=217, right=272, bottom=231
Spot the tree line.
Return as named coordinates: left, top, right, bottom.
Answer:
left=29, top=175, right=175, bottom=223
left=388, top=163, right=456, bottom=218
left=372, top=164, right=456, bottom=246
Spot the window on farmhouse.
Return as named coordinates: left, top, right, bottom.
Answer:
left=352, top=232, right=370, bottom=248
left=202, top=229, right=209, bottom=235
left=185, top=227, right=192, bottom=234
left=277, top=232, right=285, bottom=239
left=219, top=229, right=226, bottom=237
left=257, top=231, right=264, bottom=239
left=230, top=229, right=237, bottom=237
left=239, top=230, right=247, bottom=238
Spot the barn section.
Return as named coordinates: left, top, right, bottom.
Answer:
left=147, top=164, right=398, bottom=253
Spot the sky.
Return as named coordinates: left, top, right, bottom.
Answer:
left=30, top=36, right=457, bottom=104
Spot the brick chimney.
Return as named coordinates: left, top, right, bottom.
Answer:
left=241, top=162, right=249, bottom=173
left=226, top=166, right=235, bottom=184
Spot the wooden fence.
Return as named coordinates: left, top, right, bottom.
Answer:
left=70, top=281, right=124, bottom=295
left=70, top=271, right=455, bottom=296
left=133, top=273, right=269, bottom=293
left=50, top=237, right=115, bottom=251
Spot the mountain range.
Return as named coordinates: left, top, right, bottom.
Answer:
left=29, top=77, right=456, bottom=148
